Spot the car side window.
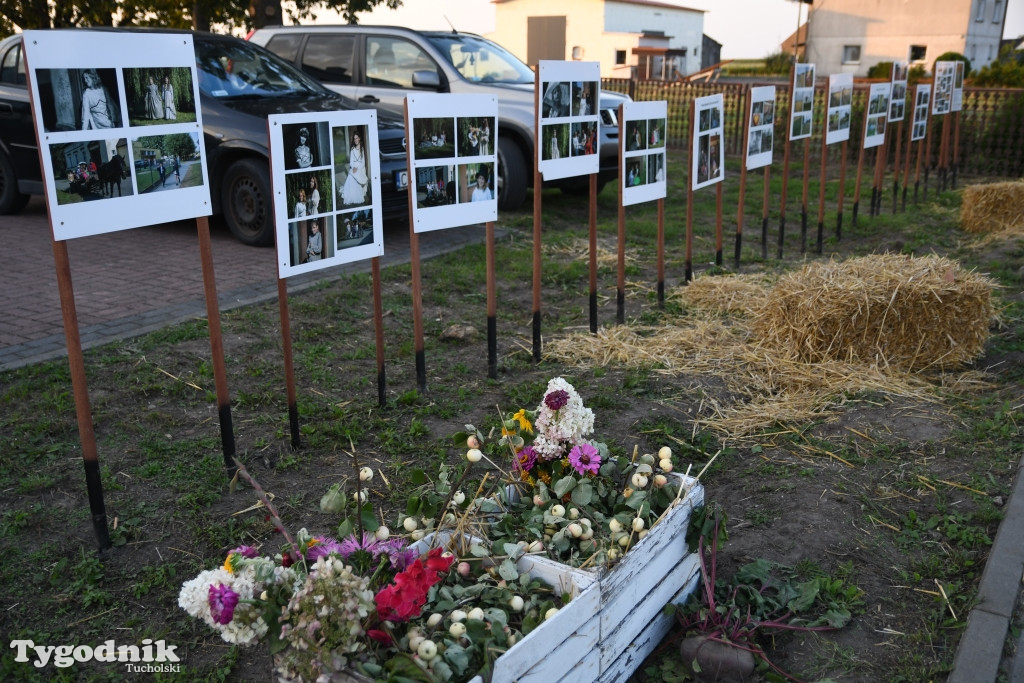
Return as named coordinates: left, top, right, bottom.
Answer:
left=0, top=40, right=25, bottom=86
left=365, top=37, right=438, bottom=88
left=301, top=35, right=355, bottom=84
left=265, top=34, right=303, bottom=64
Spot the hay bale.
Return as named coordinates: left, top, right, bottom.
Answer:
left=668, top=273, right=774, bottom=317
left=961, top=181, right=1024, bottom=234
left=753, top=254, right=995, bottom=371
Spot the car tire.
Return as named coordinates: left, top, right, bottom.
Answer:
left=496, top=138, right=527, bottom=211
left=0, top=147, right=30, bottom=215
left=222, top=158, right=273, bottom=246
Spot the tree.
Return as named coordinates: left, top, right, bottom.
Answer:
left=167, top=132, right=197, bottom=159
left=0, top=0, right=403, bottom=33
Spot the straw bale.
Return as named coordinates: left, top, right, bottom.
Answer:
left=753, top=254, right=995, bottom=371
left=667, top=273, right=774, bottom=316
left=960, top=181, right=1024, bottom=234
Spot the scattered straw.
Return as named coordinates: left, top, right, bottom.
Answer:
left=543, top=237, right=636, bottom=268
left=960, top=181, right=1024, bottom=234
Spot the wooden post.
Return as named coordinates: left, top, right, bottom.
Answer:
left=617, top=172, right=626, bottom=324
left=372, top=257, right=388, bottom=403
left=485, top=223, right=497, bottom=379
left=852, top=98, right=869, bottom=227
left=685, top=98, right=695, bottom=282
left=952, top=110, right=961, bottom=188
left=779, top=70, right=796, bottom=259
left=836, top=139, right=848, bottom=240
left=656, top=197, right=665, bottom=307
left=404, top=100, right=427, bottom=391
left=590, top=172, right=599, bottom=333
left=197, top=216, right=236, bottom=478
left=816, top=133, right=828, bottom=254
left=923, top=115, right=933, bottom=201
left=715, top=180, right=723, bottom=267
left=800, top=135, right=810, bottom=252
left=532, top=82, right=543, bottom=361
left=892, top=119, right=903, bottom=214
left=51, top=237, right=110, bottom=551
left=276, top=277, right=300, bottom=449
left=939, top=112, right=951, bottom=193
left=736, top=88, right=752, bottom=270
left=902, top=117, right=913, bottom=211
left=915, top=125, right=925, bottom=205
left=870, top=133, right=884, bottom=217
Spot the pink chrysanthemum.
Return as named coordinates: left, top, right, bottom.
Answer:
left=305, top=536, right=344, bottom=562
left=568, top=443, right=601, bottom=475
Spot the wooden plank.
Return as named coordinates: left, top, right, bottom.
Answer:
left=500, top=616, right=600, bottom=683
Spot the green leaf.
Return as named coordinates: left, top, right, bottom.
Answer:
left=499, top=558, right=519, bottom=581
left=571, top=480, right=593, bottom=506
left=735, top=558, right=774, bottom=585
left=787, top=579, right=820, bottom=613
left=469, top=543, right=490, bottom=557
left=360, top=508, right=379, bottom=532
left=411, top=469, right=427, bottom=485
left=552, top=476, right=577, bottom=498
left=406, top=495, right=421, bottom=516
left=821, top=607, right=852, bottom=628
left=336, top=518, right=354, bottom=539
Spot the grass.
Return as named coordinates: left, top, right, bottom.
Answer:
left=1, top=150, right=1022, bottom=681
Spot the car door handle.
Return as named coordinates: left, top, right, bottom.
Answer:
left=358, top=95, right=380, bottom=103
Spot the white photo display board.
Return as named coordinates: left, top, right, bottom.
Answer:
left=407, top=94, right=498, bottom=233
left=933, top=61, right=956, bottom=116
left=825, top=74, right=853, bottom=146
left=22, top=30, right=211, bottom=241
left=269, top=111, right=384, bottom=279
left=692, top=94, right=725, bottom=190
left=789, top=63, right=816, bottom=141
left=864, top=82, right=891, bottom=149
left=889, top=62, right=908, bottom=122
left=911, top=84, right=931, bottom=142
left=746, top=86, right=776, bottom=170
left=621, top=100, right=667, bottom=206
left=537, top=61, right=601, bottom=181
left=952, top=61, right=965, bottom=112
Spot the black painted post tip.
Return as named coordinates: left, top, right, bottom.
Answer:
left=377, top=369, right=387, bottom=407
left=733, top=234, right=742, bottom=271
left=589, top=292, right=598, bottom=333
left=416, top=350, right=427, bottom=393
left=532, top=312, right=541, bottom=362
left=836, top=212, right=843, bottom=241
left=657, top=280, right=665, bottom=308
left=288, top=403, right=300, bottom=449
left=616, top=289, right=625, bottom=325
left=684, top=262, right=693, bottom=283
left=852, top=201, right=859, bottom=227
left=816, top=222, right=824, bottom=255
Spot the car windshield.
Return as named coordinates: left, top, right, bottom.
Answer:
left=195, top=39, right=326, bottom=98
left=425, top=34, right=534, bottom=85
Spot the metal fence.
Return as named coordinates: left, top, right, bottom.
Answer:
left=602, top=78, right=1024, bottom=178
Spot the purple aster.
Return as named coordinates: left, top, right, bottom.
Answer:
left=544, top=389, right=570, bottom=411
left=516, top=446, right=538, bottom=473
left=230, top=545, right=259, bottom=559
left=208, top=584, right=239, bottom=625
left=305, top=536, right=345, bottom=562
left=568, top=443, right=601, bottom=475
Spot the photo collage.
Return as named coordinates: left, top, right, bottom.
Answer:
left=537, top=60, right=601, bottom=181
left=23, top=31, right=211, bottom=240
left=911, top=84, right=932, bottom=142
left=889, top=62, right=908, bottom=122
left=745, top=85, right=776, bottom=170
left=692, top=93, right=725, bottom=190
left=621, top=100, right=667, bottom=206
left=789, top=63, right=816, bottom=141
left=825, top=73, right=853, bottom=146
left=932, top=61, right=956, bottom=116
left=269, top=111, right=383, bottom=277
left=864, top=82, right=891, bottom=149
left=952, top=61, right=965, bottom=112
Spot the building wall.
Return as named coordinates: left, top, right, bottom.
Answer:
left=488, top=0, right=704, bottom=78
left=803, top=0, right=1000, bottom=75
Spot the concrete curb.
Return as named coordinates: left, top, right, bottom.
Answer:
left=948, top=453, right=1024, bottom=683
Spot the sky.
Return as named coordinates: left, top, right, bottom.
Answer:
left=316, top=0, right=1024, bottom=60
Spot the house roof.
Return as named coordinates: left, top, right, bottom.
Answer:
left=781, top=22, right=808, bottom=51
left=492, top=0, right=705, bottom=12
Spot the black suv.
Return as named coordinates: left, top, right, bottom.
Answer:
left=0, top=30, right=409, bottom=246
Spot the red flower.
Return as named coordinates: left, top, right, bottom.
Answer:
left=374, top=549, right=454, bottom=622
left=367, top=629, right=394, bottom=646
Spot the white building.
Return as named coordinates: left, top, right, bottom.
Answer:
left=487, top=0, right=707, bottom=79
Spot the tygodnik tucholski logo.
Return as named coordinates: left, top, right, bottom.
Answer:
left=10, top=638, right=181, bottom=673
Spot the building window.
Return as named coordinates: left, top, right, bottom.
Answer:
left=842, top=45, right=861, bottom=64
left=976, top=0, right=986, bottom=21
left=994, top=0, right=1004, bottom=22
left=615, top=50, right=626, bottom=65
left=909, top=45, right=927, bottom=62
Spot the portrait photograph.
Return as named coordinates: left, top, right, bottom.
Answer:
left=626, top=120, right=647, bottom=151
left=416, top=164, right=456, bottom=208
left=647, top=152, right=664, bottom=184
left=458, top=117, right=495, bottom=157
left=123, top=67, right=196, bottom=127
left=541, top=81, right=570, bottom=119
left=283, top=121, right=330, bottom=170
left=542, top=123, right=569, bottom=161
left=459, top=162, right=494, bottom=204
left=625, top=158, right=645, bottom=187
left=34, top=67, right=123, bottom=132
left=647, top=118, right=666, bottom=148
left=570, top=122, right=596, bottom=157
left=572, top=81, right=597, bottom=117
left=285, top=169, right=333, bottom=220
left=333, top=124, right=372, bottom=208
left=51, top=137, right=133, bottom=205
left=288, top=215, right=334, bottom=267
left=413, top=117, right=456, bottom=159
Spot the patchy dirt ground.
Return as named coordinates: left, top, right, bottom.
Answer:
left=1, top=174, right=1022, bottom=683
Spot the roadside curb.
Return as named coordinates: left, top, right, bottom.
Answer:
left=948, top=452, right=1024, bottom=683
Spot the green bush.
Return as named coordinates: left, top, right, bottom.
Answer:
left=867, top=61, right=893, bottom=79
left=972, top=44, right=1024, bottom=87
left=763, top=50, right=793, bottom=75
left=933, top=51, right=971, bottom=76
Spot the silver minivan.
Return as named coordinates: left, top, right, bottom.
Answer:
left=248, top=26, right=626, bottom=210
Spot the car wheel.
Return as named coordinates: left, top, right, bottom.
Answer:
left=222, top=158, right=273, bottom=246
left=0, top=147, right=30, bottom=215
left=496, top=138, right=527, bottom=211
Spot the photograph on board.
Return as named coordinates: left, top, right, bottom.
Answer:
left=647, top=118, right=666, bottom=148
left=542, top=123, right=569, bottom=160
left=572, top=81, right=597, bottom=116
left=789, top=63, right=816, bottom=141
left=911, top=84, right=931, bottom=142
left=288, top=215, right=335, bottom=267
left=570, top=121, right=597, bottom=157
left=625, top=157, right=646, bottom=187
left=864, top=82, right=891, bottom=149
left=51, top=137, right=133, bottom=205
left=130, top=131, right=204, bottom=193
left=825, top=73, right=853, bottom=145
left=693, top=94, right=724, bottom=189
left=458, top=117, right=495, bottom=157
left=285, top=170, right=333, bottom=219
left=626, top=119, right=647, bottom=151
left=416, top=164, right=457, bottom=208
left=541, top=81, right=570, bottom=119
left=333, top=124, right=372, bottom=209
left=337, top=209, right=375, bottom=249
left=746, top=85, right=775, bottom=170
left=123, top=68, right=196, bottom=126
left=647, top=152, right=664, bottom=184
left=35, top=68, right=123, bottom=132
left=458, top=162, right=495, bottom=203
left=282, top=121, right=330, bottom=170
left=413, top=117, right=455, bottom=159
